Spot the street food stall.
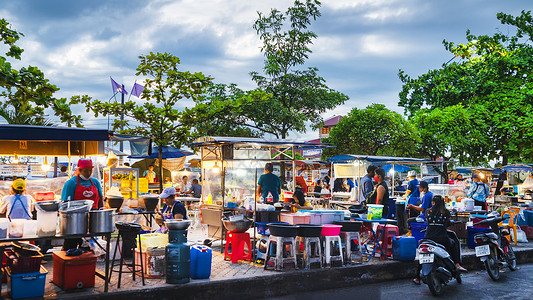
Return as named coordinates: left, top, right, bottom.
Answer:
left=188, top=136, right=330, bottom=243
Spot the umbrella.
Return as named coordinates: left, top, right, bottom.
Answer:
left=382, top=164, right=411, bottom=173
left=501, top=164, right=533, bottom=173
left=129, top=146, right=193, bottom=159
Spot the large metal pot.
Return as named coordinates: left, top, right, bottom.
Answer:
left=59, top=211, right=88, bottom=235
left=89, top=209, right=115, bottom=233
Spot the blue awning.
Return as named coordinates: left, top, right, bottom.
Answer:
left=501, top=164, right=533, bottom=173
left=382, top=164, right=411, bottom=173
left=327, top=154, right=431, bottom=164
left=0, top=124, right=110, bottom=141
left=129, top=146, right=193, bottom=159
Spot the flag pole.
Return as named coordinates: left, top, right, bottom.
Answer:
left=127, top=80, right=135, bottom=102
left=108, top=76, right=119, bottom=131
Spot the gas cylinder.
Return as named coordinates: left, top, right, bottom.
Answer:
left=166, top=229, right=190, bottom=284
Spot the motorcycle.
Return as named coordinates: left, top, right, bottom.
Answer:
left=473, top=215, right=517, bottom=281
left=417, top=222, right=463, bottom=296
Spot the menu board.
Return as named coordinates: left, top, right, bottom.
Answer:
left=0, top=165, right=29, bottom=177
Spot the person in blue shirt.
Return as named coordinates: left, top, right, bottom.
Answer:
left=407, top=181, right=433, bottom=221
left=360, top=165, right=377, bottom=203
left=61, top=159, right=103, bottom=209
left=256, top=163, right=281, bottom=204
left=467, top=174, right=490, bottom=210
left=184, top=179, right=202, bottom=198
left=346, top=178, right=355, bottom=193
left=404, top=170, right=420, bottom=216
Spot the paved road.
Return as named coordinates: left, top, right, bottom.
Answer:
left=271, top=263, right=533, bottom=300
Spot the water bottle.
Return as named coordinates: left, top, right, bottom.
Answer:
left=266, top=192, right=273, bottom=204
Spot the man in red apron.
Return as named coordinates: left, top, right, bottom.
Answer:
left=60, top=159, right=103, bottom=249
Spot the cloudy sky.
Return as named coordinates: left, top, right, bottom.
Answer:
left=1, top=0, right=529, bottom=141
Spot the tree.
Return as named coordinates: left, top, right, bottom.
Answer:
left=0, top=19, right=85, bottom=126
left=398, top=10, right=533, bottom=165
left=323, top=104, right=419, bottom=158
left=87, top=52, right=212, bottom=191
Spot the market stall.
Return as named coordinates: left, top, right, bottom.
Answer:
left=188, top=136, right=330, bottom=244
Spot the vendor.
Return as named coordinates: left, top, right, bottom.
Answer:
left=0, top=179, right=34, bottom=220
left=290, top=190, right=313, bottom=212
left=407, top=181, right=433, bottom=222
left=467, top=174, right=490, bottom=210
left=404, top=171, right=420, bottom=216
left=61, top=159, right=103, bottom=209
left=143, top=165, right=156, bottom=183
left=257, top=163, right=281, bottom=204
left=159, top=187, right=187, bottom=220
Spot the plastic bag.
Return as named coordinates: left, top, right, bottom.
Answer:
left=513, top=227, right=528, bottom=243
left=87, top=237, right=107, bottom=257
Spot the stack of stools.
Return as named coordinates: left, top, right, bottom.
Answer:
left=321, top=224, right=343, bottom=267
left=335, top=221, right=363, bottom=264
left=111, top=222, right=145, bottom=288
left=264, top=224, right=299, bottom=271
left=295, top=225, right=323, bottom=270
left=376, top=224, right=399, bottom=258
left=224, top=232, right=252, bottom=263
left=255, top=222, right=286, bottom=263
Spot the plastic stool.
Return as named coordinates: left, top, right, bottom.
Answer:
left=224, top=232, right=252, bottom=263
left=322, top=236, right=343, bottom=267
left=255, top=235, right=269, bottom=263
left=340, top=231, right=362, bottom=264
left=377, top=224, right=399, bottom=257
left=110, top=222, right=145, bottom=288
left=264, top=236, right=298, bottom=271
left=295, top=236, right=322, bottom=270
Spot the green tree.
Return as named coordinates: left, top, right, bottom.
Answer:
left=87, top=52, right=212, bottom=190
left=323, top=104, right=419, bottom=158
left=398, top=10, right=533, bottom=165
left=0, top=19, right=85, bottom=126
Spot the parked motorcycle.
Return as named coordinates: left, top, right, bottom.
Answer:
left=418, top=222, right=463, bottom=296
left=473, top=215, right=517, bottom=281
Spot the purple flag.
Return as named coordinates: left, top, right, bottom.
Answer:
left=131, top=82, right=145, bottom=98
left=110, top=77, right=127, bottom=94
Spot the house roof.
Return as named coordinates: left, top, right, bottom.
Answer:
left=323, top=115, right=342, bottom=127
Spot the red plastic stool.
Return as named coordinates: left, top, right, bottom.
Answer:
left=377, top=224, right=399, bottom=258
left=224, top=232, right=252, bottom=263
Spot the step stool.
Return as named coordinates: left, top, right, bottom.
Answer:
left=321, top=236, right=343, bottom=267
left=224, top=232, right=252, bottom=263
left=340, top=231, right=362, bottom=264
left=264, top=235, right=298, bottom=271
left=376, top=224, right=399, bottom=258
left=295, top=236, right=322, bottom=270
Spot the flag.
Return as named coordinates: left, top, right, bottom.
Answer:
left=130, top=82, right=145, bottom=98
left=110, top=77, right=127, bottom=94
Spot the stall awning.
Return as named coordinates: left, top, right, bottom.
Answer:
left=326, top=154, right=431, bottom=164
left=189, top=136, right=331, bottom=149
left=0, top=124, right=110, bottom=141
left=129, top=146, right=193, bottom=159
left=501, top=164, right=533, bottom=173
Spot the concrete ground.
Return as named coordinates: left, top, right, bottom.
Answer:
left=1, top=225, right=532, bottom=300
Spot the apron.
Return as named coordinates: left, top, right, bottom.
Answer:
left=73, top=175, right=100, bottom=209
left=8, top=194, right=32, bottom=220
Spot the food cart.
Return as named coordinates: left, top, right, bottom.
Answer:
left=188, top=136, right=329, bottom=244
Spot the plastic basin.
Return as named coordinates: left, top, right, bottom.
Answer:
left=267, top=224, right=299, bottom=237
left=334, top=221, right=362, bottom=232
left=367, top=204, right=383, bottom=220
left=296, top=224, right=323, bottom=237
left=321, top=224, right=342, bottom=236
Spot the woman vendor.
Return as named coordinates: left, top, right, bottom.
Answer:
left=155, top=187, right=187, bottom=232
left=290, top=190, right=313, bottom=212
left=0, top=179, right=34, bottom=220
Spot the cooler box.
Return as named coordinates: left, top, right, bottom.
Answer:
left=53, top=251, right=97, bottom=290
left=280, top=213, right=310, bottom=225
left=135, top=247, right=166, bottom=276
left=33, top=191, right=55, bottom=202
left=190, top=245, right=212, bottom=279
left=467, top=226, right=493, bottom=249
left=7, top=265, right=47, bottom=299
left=392, top=236, right=417, bottom=261
left=410, top=222, right=427, bottom=244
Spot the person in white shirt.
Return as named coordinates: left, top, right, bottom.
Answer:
left=0, top=179, right=34, bottom=220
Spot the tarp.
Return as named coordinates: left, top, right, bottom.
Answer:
left=129, top=146, right=193, bottom=159
left=327, top=154, right=431, bottom=164
left=190, top=136, right=331, bottom=149
left=110, top=134, right=152, bottom=157
left=501, top=164, right=533, bottom=173
left=382, top=164, right=411, bottom=173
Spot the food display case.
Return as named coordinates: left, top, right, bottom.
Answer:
left=103, top=167, right=139, bottom=200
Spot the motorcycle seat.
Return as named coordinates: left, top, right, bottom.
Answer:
left=419, top=239, right=446, bottom=250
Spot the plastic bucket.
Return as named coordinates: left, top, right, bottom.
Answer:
left=367, top=204, right=384, bottom=220
left=463, top=199, right=474, bottom=211
left=320, top=224, right=341, bottom=236
left=410, top=222, right=427, bottom=244
left=0, top=219, right=9, bottom=239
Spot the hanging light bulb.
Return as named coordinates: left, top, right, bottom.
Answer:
left=13, top=153, right=19, bottom=164
left=41, top=157, right=51, bottom=172
left=212, top=161, right=221, bottom=174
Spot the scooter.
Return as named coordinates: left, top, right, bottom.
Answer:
left=473, top=215, right=517, bottom=281
left=417, top=223, right=463, bottom=296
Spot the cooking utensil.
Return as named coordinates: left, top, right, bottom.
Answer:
left=165, top=219, right=192, bottom=230
left=105, top=196, right=124, bottom=209
left=34, top=200, right=60, bottom=212
left=139, top=195, right=159, bottom=212
left=59, top=200, right=93, bottom=213
left=296, top=224, right=323, bottom=237
left=89, top=209, right=115, bottom=233
left=11, top=241, right=41, bottom=254
left=222, top=218, right=253, bottom=233
left=333, top=221, right=362, bottom=232
left=267, top=223, right=299, bottom=237
left=59, top=211, right=89, bottom=235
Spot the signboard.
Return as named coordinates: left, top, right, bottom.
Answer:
left=30, top=165, right=47, bottom=177
left=303, top=149, right=322, bottom=157
left=0, top=165, right=29, bottom=177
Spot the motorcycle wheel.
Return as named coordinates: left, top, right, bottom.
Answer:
left=506, top=244, right=518, bottom=271
left=485, top=247, right=500, bottom=281
left=427, top=272, right=442, bottom=296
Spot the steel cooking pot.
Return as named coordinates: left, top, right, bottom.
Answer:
left=59, top=211, right=88, bottom=235
left=89, top=209, right=115, bottom=233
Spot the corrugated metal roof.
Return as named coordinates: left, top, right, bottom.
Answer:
left=189, top=136, right=331, bottom=149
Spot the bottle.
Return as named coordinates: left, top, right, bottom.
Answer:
left=266, top=192, right=273, bottom=204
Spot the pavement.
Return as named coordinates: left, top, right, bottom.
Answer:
left=1, top=226, right=533, bottom=300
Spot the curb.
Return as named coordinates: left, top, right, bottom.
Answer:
left=67, top=247, right=533, bottom=300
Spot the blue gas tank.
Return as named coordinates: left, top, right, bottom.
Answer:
left=190, top=245, right=212, bottom=279
left=392, top=236, right=417, bottom=261
left=166, top=229, right=190, bottom=284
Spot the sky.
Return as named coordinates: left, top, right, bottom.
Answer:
left=1, top=0, right=530, bottom=142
